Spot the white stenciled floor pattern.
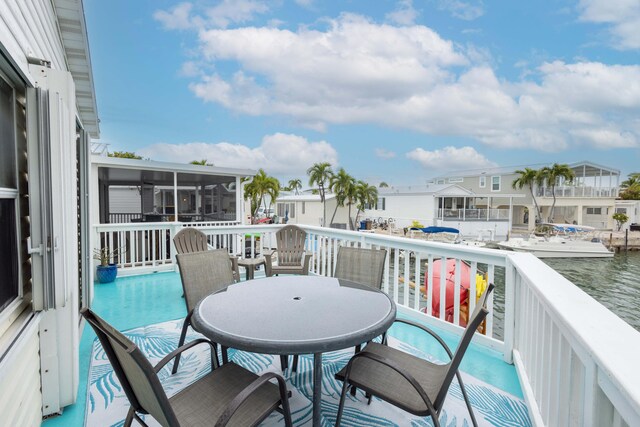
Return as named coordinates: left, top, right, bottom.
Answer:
left=86, top=319, right=531, bottom=427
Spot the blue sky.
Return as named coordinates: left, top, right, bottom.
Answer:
left=85, top=0, right=640, bottom=185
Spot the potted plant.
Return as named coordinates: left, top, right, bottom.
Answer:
left=94, top=247, right=122, bottom=283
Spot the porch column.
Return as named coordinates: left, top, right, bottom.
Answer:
left=576, top=204, right=584, bottom=225
left=528, top=205, right=536, bottom=231
left=173, top=172, right=178, bottom=221
left=582, top=165, right=586, bottom=197
left=508, top=197, right=513, bottom=231
left=463, top=197, right=466, bottom=221
left=487, top=196, right=491, bottom=221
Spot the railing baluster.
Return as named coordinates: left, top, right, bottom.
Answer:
left=426, top=254, right=433, bottom=317
left=393, top=249, right=400, bottom=303
left=453, top=258, right=461, bottom=327
left=439, top=257, right=447, bottom=320
left=413, top=252, right=421, bottom=311
left=403, top=250, right=410, bottom=307
left=486, top=264, right=495, bottom=336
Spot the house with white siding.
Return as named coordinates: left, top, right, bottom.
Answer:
left=430, top=161, right=620, bottom=230
left=0, top=0, right=99, bottom=423
left=363, top=184, right=521, bottom=240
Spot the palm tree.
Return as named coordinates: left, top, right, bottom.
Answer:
left=328, top=168, right=355, bottom=225
left=190, top=159, right=212, bottom=166
left=379, top=182, right=389, bottom=188
left=621, top=173, right=640, bottom=189
left=538, top=163, right=575, bottom=222
left=512, top=168, right=542, bottom=222
left=244, top=169, right=280, bottom=217
left=307, top=162, right=333, bottom=226
left=355, top=181, right=378, bottom=227
left=287, top=178, right=302, bottom=195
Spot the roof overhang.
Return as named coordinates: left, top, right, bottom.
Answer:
left=92, top=155, right=256, bottom=186
left=54, top=0, right=100, bottom=137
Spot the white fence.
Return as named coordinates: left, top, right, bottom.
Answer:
left=92, top=222, right=640, bottom=426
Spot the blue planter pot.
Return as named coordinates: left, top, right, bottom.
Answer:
left=96, top=264, right=118, bottom=283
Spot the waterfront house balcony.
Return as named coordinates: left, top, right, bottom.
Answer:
left=43, top=221, right=640, bottom=426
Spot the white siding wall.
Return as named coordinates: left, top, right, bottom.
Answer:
left=0, top=315, right=42, bottom=427
left=1, top=0, right=79, bottom=423
left=0, top=0, right=67, bottom=80
left=365, top=194, right=435, bottom=228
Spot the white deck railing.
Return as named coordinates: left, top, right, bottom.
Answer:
left=92, top=222, right=640, bottom=426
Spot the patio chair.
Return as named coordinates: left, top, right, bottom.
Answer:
left=172, top=250, right=237, bottom=374
left=334, top=283, right=496, bottom=427
left=81, top=308, right=292, bottom=427
left=264, top=225, right=312, bottom=277
left=333, top=246, right=387, bottom=289
left=173, top=227, right=240, bottom=282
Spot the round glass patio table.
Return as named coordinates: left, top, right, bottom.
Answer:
left=191, top=275, right=397, bottom=427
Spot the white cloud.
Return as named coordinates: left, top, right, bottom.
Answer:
left=438, top=0, right=484, bottom=21
left=154, top=3, right=196, bottom=30
left=137, top=133, right=338, bottom=175
left=406, top=146, right=497, bottom=170
left=375, top=148, right=397, bottom=159
left=154, top=1, right=269, bottom=30
left=386, top=0, right=419, bottom=26
left=159, top=10, right=640, bottom=152
left=578, top=0, right=640, bottom=50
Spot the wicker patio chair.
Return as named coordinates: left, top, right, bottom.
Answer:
left=264, top=225, right=312, bottom=277
left=334, top=283, right=496, bottom=427
left=172, top=250, right=237, bottom=374
left=173, top=227, right=240, bottom=282
left=81, top=308, right=292, bottom=427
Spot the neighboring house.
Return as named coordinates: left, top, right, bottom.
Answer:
left=430, top=161, right=620, bottom=230
left=614, top=200, right=640, bottom=230
left=91, top=156, right=254, bottom=224
left=363, top=184, right=520, bottom=240
left=276, top=193, right=351, bottom=228
left=0, top=0, right=99, bottom=423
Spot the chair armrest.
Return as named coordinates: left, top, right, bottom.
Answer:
left=343, top=351, right=438, bottom=418
left=302, top=251, right=312, bottom=272
left=228, top=255, right=240, bottom=282
left=214, top=371, right=290, bottom=427
left=390, top=318, right=454, bottom=360
left=264, top=252, right=274, bottom=277
left=153, top=339, right=217, bottom=373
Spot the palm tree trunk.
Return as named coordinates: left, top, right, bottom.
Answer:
left=529, top=183, right=541, bottom=221
left=550, top=185, right=557, bottom=222
left=330, top=203, right=339, bottom=225
left=348, top=203, right=353, bottom=230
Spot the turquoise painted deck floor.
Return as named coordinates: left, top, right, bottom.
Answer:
left=44, top=271, right=524, bottom=426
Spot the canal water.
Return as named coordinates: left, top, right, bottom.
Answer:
left=389, top=250, right=640, bottom=341
left=544, top=251, right=640, bottom=333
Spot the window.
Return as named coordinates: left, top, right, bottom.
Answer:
left=301, top=201, right=305, bottom=215
left=277, top=202, right=295, bottom=218
left=448, top=177, right=463, bottom=183
left=376, top=198, right=386, bottom=210
left=491, top=176, right=501, bottom=191
left=0, top=75, right=19, bottom=312
left=479, top=176, right=486, bottom=188
left=586, top=207, right=602, bottom=215
left=436, top=179, right=445, bottom=184
left=616, top=208, right=627, bottom=214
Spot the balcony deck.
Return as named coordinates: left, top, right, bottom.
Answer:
left=43, top=271, right=528, bottom=426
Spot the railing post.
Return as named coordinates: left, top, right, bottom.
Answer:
left=169, top=222, right=180, bottom=268
left=503, top=257, right=516, bottom=363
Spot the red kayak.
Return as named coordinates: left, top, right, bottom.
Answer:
left=421, top=259, right=471, bottom=326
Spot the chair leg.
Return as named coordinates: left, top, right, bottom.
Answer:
left=455, top=370, right=479, bottom=427
left=292, top=355, right=298, bottom=372
left=222, top=346, right=229, bottom=364
left=334, top=376, right=351, bottom=426
left=124, top=407, right=135, bottom=427
left=280, top=355, right=289, bottom=371
left=171, top=314, right=192, bottom=375
left=350, top=344, right=362, bottom=396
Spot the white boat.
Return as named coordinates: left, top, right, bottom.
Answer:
left=497, top=223, right=614, bottom=258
